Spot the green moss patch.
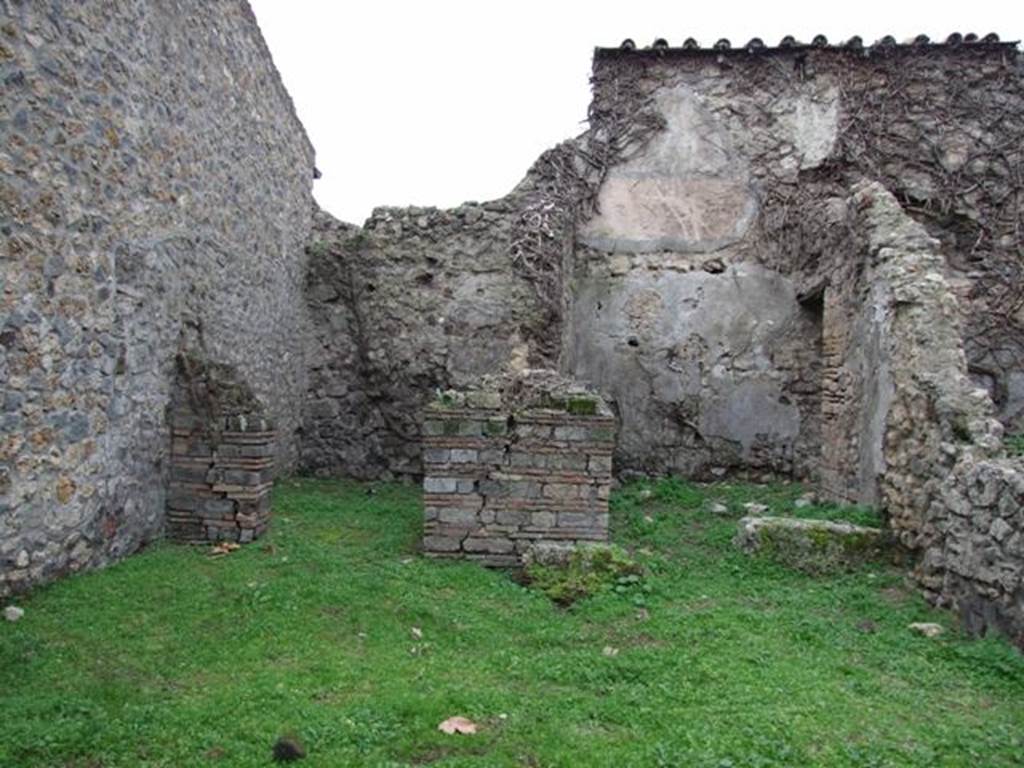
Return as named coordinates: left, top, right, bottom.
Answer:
left=523, top=543, right=647, bottom=607
left=735, top=516, right=893, bottom=574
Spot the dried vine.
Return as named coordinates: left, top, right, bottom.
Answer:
left=509, top=58, right=667, bottom=364
left=335, top=232, right=421, bottom=444
left=745, top=46, right=1023, bottom=406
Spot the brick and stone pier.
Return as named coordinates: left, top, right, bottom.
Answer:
left=421, top=373, right=616, bottom=566
left=167, top=413, right=275, bottom=543
left=165, top=353, right=276, bottom=544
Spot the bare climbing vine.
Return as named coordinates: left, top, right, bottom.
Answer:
left=744, top=46, right=1023, bottom=403
left=509, top=57, right=667, bottom=363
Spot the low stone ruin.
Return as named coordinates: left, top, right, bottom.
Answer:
left=735, top=516, right=890, bottom=574
left=421, top=372, right=615, bottom=566
left=920, top=459, right=1024, bottom=643
left=4, top=4, right=1023, bottom=649
left=166, top=353, right=276, bottom=544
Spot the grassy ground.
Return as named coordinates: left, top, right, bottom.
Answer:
left=1, top=478, right=1022, bottom=767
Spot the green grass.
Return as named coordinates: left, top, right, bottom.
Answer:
left=1, top=477, right=1022, bottom=767
left=1006, top=434, right=1024, bottom=457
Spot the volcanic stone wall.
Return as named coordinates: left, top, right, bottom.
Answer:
left=305, top=40, right=1023, bottom=485
left=302, top=202, right=543, bottom=480
left=924, top=458, right=1024, bottom=648
left=796, top=180, right=1022, bottom=645
left=571, top=40, right=1024, bottom=479
left=1, top=1, right=314, bottom=595
left=421, top=384, right=615, bottom=567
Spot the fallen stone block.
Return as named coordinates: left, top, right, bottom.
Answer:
left=908, top=622, right=945, bottom=638
left=4, top=605, right=25, bottom=622
left=734, top=516, right=891, bottom=573
left=520, top=540, right=578, bottom=568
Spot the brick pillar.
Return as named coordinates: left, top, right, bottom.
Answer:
left=167, top=411, right=275, bottom=543
left=421, top=384, right=616, bottom=566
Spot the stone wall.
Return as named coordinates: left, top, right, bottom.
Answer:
left=810, top=181, right=1022, bottom=645
left=1, top=1, right=314, bottom=595
left=572, top=41, right=1024, bottom=478
left=795, top=182, right=1003, bottom=531
left=922, top=459, right=1024, bottom=647
left=567, top=251, right=821, bottom=480
left=857, top=186, right=1022, bottom=646
left=420, top=376, right=615, bottom=566
left=304, top=40, right=1022, bottom=484
left=302, top=202, right=542, bottom=479
left=814, top=198, right=893, bottom=507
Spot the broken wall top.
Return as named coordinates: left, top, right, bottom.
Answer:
left=427, top=370, right=613, bottom=418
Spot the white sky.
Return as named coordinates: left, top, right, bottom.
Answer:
left=249, top=0, right=1022, bottom=225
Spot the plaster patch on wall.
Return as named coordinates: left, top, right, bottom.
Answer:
left=580, top=85, right=757, bottom=253
left=787, top=86, right=840, bottom=169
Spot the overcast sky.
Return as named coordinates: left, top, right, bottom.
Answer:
left=248, top=0, right=1021, bottom=225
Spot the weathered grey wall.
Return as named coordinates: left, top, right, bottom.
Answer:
left=817, top=278, right=893, bottom=507
left=304, top=42, right=1022, bottom=488
left=302, top=203, right=541, bottom=479
left=1, top=0, right=315, bottom=595
left=569, top=42, right=1023, bottom=483
left=833, top=183, right=1021, bottom=646
left=924, top=458, right=1024, bottom=648
left=567, top=52, right=841, bottom=478
left=567, top=254, right=819, bottom=479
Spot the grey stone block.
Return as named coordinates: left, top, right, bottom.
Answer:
left=508, top=480, right=542, bottom=498
left=439, top=508, right=479, bottom=526
left=543, top=483, right=581, bottom=501
left=221, top=469, right=263, bottom=486
left=478, top=479, right=508, bottom=497
left=510, top=453, right=537, bottom=469
left=531, top=511, right=557, bottom=528
left=423, top=535, right=463, bottom=552
left=423, top=448, right=451, bottom=464
left=463, top=537, right=514, bottom=554
left=200, top=498, right=236, bottom=515
left=553, top=426, right=589, bottom=441
left=424, top=477, right=458, bottom=494
left=496, top=509, right=530, bottom=526
left=558, top=512, right=596, bottom=528
left=734, top=516, right=889, bottom=573
left=550, top=454, right=587, bottom=471
left=479, top=449, right=507, bottom=465
left=450, top=449, right=478, bottom=463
